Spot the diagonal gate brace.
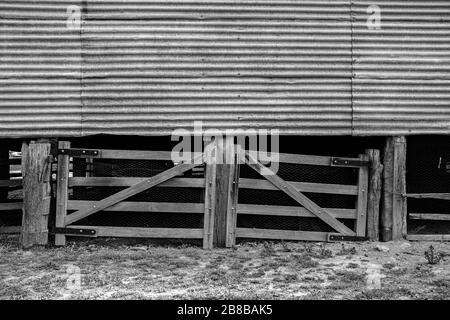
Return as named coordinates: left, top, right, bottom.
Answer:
left=65, top=153, right=206, bottom=225
left=242, top=150, right=356, bottom=236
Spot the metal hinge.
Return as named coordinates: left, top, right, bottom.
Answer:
left=57, top=148, right=100, bottom=158
left=330, top=157, right=369, bottom=168
left=52, top=227, right=97, bottom=236
left=327, top=234, right=368, bottom=242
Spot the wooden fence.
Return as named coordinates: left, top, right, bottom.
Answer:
left=0, top=152, right=23, bottom=234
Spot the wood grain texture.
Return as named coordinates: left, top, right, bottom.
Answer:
left=237, top=204, right=357, bottom=219
left=392, top=136, right=407, bottom=241
left=382, top=137, right=407, bottom=241
left=226, top=142, right=240, bottom=247
left=203, top=140, right=216, bottom=249
left=55, top=141, right=70, bottom=246
left=213, top=137, right=234, bottom=248
left=21, top=140, right=51, bottom=248
left=381, top=137, right=394, bottom=242
left=68, top=200, right=204, bottom=213
left=66, top=226, right=203, bottom=239
left=366, top=149, right=383, bottom=241
left=239, top=178, right=358, bottom=195
left=355, top=154, right=369, bottom=237
left=409, top=213, right=450, bottom=221
left=406, top=234, right=450, bottom=241
left=236, top=228, right=329, bottom=241
left=406, top=193, right=450, bottom=201
left=69, top=177, right=204, bottom=188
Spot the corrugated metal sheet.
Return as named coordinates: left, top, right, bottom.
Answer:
left=1, top=0, right=449, bottom=137
left=1, top=0, right=352, bottom=137
left=0, top=0, right=83, bottom=137
left=352, top=0, right=450, bottom=135
left=82, top=0, right=352, bottom=136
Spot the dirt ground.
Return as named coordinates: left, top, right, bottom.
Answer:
left=0, top=235, right=449, bottom=300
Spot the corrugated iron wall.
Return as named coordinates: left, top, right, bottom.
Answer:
left=352, top=0, right=450, bottom=135
left=0, top=0, right=449, bottom=137
left=0, top=0, right=83, bottom=137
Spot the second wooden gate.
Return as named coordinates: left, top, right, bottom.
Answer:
left=225, top=148, right=369, bottom=246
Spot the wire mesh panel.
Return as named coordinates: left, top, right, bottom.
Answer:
left=234, top=150, right=368, bottom=242
left=71, top=158, right=204, bottom=229
left=0, top=149, right=23, bottom=234
left=407, top=136, right=450, bottom=237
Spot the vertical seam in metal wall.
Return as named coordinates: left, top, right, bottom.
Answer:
left=350, top=0, right=355, bottom=136
left=80, top=0, right=87, bottom=136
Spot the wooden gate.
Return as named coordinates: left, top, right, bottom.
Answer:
left=226, top=148, right=369, bottom=245
left=55, top=141, right=217, bottom=249
left=54, top=140, right=371, bottom=248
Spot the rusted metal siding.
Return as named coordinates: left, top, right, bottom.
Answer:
left=352, top=0, right=450, bottom=135
left=1, top=1, right=449, bottom=137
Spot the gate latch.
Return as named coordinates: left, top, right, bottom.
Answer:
left=57, top=148, right=100, bottom=158
left=330, top=157, right=369, bottom=168
left=328, top=234, right=368, bottom=242
left=53, top=227, right=97, bottom=236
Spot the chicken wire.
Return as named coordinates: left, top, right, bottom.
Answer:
left=237, top=162, right=358, bottom=233
left=69, top=157, right=205, bottom=229
left=407, top=136, right=450, bottom=235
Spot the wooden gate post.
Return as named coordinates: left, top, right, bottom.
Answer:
left=366, top=149, right=383, bottom=241
left=355, top=153, right=369, bottom=236
left=212, top=136, right=236, bottom=248
left=382, top=137, right=407, bottom=241
left=203, top=139, right=217, bottom=249
left=55, top=141, right=70, bottom=246
left=225, top=138, right=239, bottom=247
left=20, top=139, right=52, bottom=248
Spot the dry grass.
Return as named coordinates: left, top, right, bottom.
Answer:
left=0, top=235, right=449, bottom=300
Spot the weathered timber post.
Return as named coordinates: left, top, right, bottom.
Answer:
left=355, top=153, right=369, bottom=236
left=20, top=139, right=52, bottom=248
left=203, top=139, right=217, bottom=249
left=381, top=137, right=407, bottom=241
left=225, top=141, right=240, bottom=248
left=55, top=141, right=70, bottom=246
left=213, top=136, right=235, bottom=248
left=366, top=149, right=383, bottom=241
